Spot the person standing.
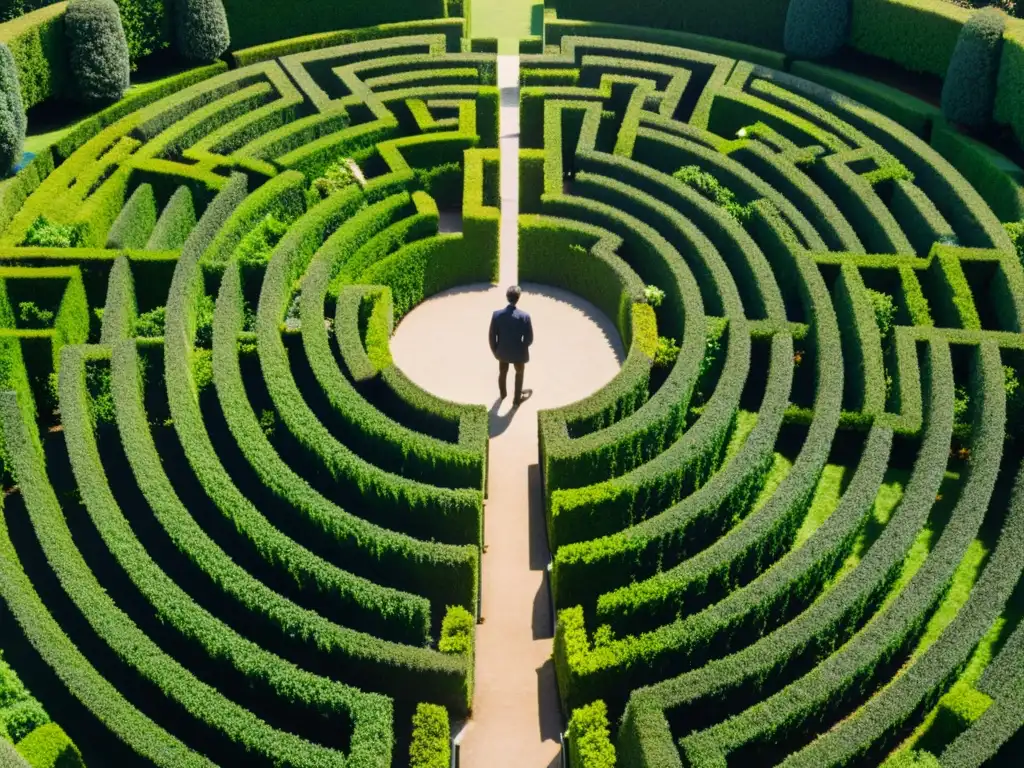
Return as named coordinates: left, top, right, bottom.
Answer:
left=489, top=285, right=533, bottom=406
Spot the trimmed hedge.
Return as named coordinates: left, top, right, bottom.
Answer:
left=0, top=42, right=24, bottom=173
left=549, top=1, right=791, bottom=50
left=302, top=193, right=486, bottom=491
left=617, top=339, right=958, bottom=764
left=173, top=0, right=228, bottom=63
left=221, top=0, right=446, bottom=50
left=408, top=703, right=449, bottom=768
left=940, top=7, right=1006, bottom=130
left=783, top=0, right=849, bottom=60
left=0, top=4, right=66, bottom=109
left=14, top=724, right=83, bottom=768
left=849, top=0, right=969, bottom=78
left=566, top=700, right=616, bottom=768
left=255, top=185, right=483, bottom=546
left=64, top=0, right=129, bottom=104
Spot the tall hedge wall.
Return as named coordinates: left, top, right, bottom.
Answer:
left=547, top=0, right=791, bottom=49
left=220, top=0, right=446, bottom=50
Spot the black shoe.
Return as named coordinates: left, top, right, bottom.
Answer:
left=513, top=389, right=532, bottom=407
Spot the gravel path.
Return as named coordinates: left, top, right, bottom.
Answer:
left=389, top=54, right=623, bottom=767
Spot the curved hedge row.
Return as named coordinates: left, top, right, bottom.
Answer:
left=519, top=26, right=1024, bottom=768
left=0, top=9, right=1023, bottom=767
left=0, top=30, right=495, bottom=760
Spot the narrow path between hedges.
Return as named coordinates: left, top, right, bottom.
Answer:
left=456, top=53, right=563, bottom=768
left=390, top=54, right=624, bottom=766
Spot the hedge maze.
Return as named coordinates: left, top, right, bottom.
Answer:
left=0, top=5, right=1023, bottom=767
left=519, top=32, right=1024, bottom=768
left=0, top=27, right=498, bottom=766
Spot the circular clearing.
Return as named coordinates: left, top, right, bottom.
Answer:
left=390, top=282, right=624, bottom=411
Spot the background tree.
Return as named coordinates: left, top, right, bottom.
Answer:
left=64, top=0, right=131, bottom=104
left=173, top=0, right=230, bottom=63
left=0, top=42, right=26, bottom=174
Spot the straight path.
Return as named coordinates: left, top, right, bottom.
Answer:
left=458, top=54, right=563, bottom=767
left=390, top=54, right=623, bottom=767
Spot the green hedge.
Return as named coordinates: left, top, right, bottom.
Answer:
left=14, top=724, right=83, bottom=768
left=0, top=404, right=214, bottom=766
left=408, top=703, right=449, bottom=768
left=221, top=0, right=446, bottom=50
left=231, top=18, right=464, bottom=66
left=849, top=0, right=969, bottom=78
left=173, top=0, right=229, bottom=63
left=0, top=3, right=66, bottom=109
left=703, top=345, right=1009, bottom=768
left=549, top=1, right=791, bottom=50
left=255, top=185, right=482, bottom=546
left=783, top=0, right=849, bottom=59
left=0, top=651, right=50, bottom=744
left=5, top=362, right=366, bottom=766
left=616, top=339, right=957, bottom=764
left=567, top=700, right=616, bottom=768
left=198, top=185, right=478, bottom=620
left=300, top=189, right=485, bottom=491
left=65, top=0, right=130, bottom=104
left=60, top=342, right=402, bottom=765
left=941, top=7, right=1006, bottom=130
left=930, top=119, right=1024, bottom=224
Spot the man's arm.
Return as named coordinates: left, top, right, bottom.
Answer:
left=488, top=313, right=499, bottom=356
left=523, top=314, right=534, bottom=347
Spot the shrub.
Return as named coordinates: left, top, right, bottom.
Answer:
left=64, top=0, right=130, bottom=104
left=14, top=723, right=84, bottom=768
left=17, top=301, right=52, bottom=328
left=0, top=42, right=24, bottom=174
left=409, top=703, right=449, bottom=768
left=438, top=605, right=474, bottom=656
left=672, top=165, right=752, bottom=224
left=644, top=285, right=664, bottom=307
left=115, top=0, right=170, bottom=64
left=310, top=158, right=359, bottom=201
left=941, top=7, right=1006, bottom=129
left=784, top=0, right=850, bottom=59
left=173, top=0, right=229, bottom=62
left=131, top=306, right=165, bottom=338
left=653, top=336, right=680, bottom=369
left=22, top=217, right=81, bottom=248
left=236, top=213, right=288, bottom=268
left=568, top=700, right=617, bottom=768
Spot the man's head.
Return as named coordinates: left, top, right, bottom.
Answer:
left=506, top=285, right=522, bottom=306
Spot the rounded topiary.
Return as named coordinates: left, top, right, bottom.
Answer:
left=174, top=0, right=230, bottom=63
left=64, top=0, right=131, bottom=104
left=0, top=42, right=26, bottom=174
left=941, top=8, right=1007, bottom=130
left=784, top=0, right=850, bottom=60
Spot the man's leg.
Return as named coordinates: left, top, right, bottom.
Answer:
left=513, top=363, right=525, bottom=403
left=498, top=361, right=509, bottom=399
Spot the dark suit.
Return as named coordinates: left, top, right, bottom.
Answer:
left=489, top=304, right=533, bottom=400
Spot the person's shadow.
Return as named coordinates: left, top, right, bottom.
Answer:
left=488, top=391, right=533, bottom=438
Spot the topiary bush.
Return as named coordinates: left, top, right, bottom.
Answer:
left=173, top=0, right=230, bottom=63
left=0, top=42, right=25, bottom=175
left=567, top=700, right=617, bottom=768
left=408, top=703, right=450, bottom=768
left=65, top=0, right=131, bottom=104
left=941, top=7, right=1006, bottom=129
left=784, top=0, right=850, bottom=59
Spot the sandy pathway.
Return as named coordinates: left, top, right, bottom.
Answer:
left=389, top=55, right=623, bottom=766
